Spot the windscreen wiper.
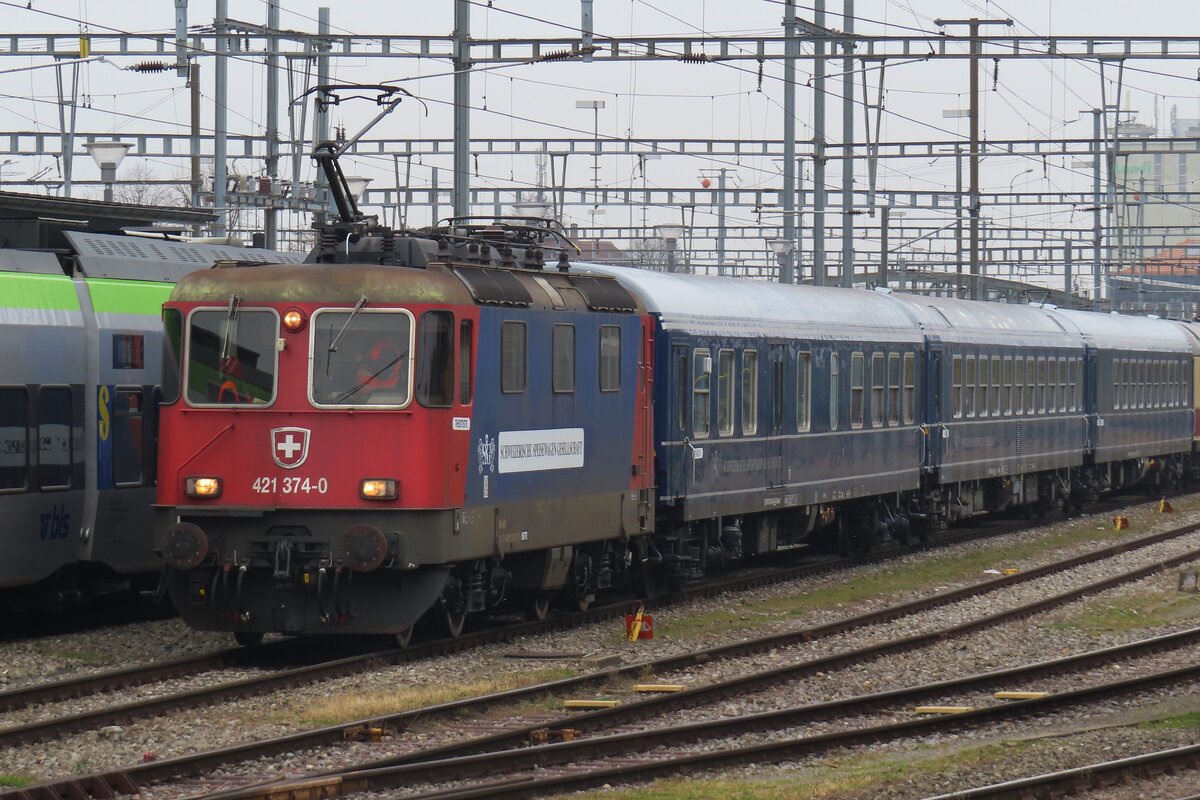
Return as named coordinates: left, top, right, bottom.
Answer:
left=335, top=350, right=407, bottom=403
left=328, top=295, right=368, bottom=353
left=219, top=294, right=241, bottom=361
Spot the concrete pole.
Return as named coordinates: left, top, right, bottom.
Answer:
left=967, top=18, right=980, bottom=300
left=717, top=168, right=727, bottom=276
left=1092, top=109, right=1103, bottom=310
left=1063, top=241, right=1073, bottom=304
left=314, top=8, right=332, bottom=222
left=213, top=0, right=228, bottom=236
left=840, top=0, right=854, bottom=288
left=878, top=205, right=888, bottom=288
left=190, top=62, right=201, bottom=216
left=812, top=0, right=826, bottom=286
left=264, top=0, right=280, bottom=248
left=954, top=146, right=964, bottom=297
left=452, top=0, right=471, bottom=218
left=780, top=0, right=797, bottom=284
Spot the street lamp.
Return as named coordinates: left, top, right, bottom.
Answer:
left=576, top=99, right=606, bottom=218
left=766, top=237, right=795, bottom=282
left=655, top=223, right=685, bottom=273
left=512, top=199, right=553, bottom=219
left=84, top=141, right=133, bottom=203
left=343, top=175, right=372, bottom=204
left=1007, top=168, right=1034, bottom=230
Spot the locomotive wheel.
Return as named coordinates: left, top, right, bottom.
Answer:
left=442, top=605, right=468, bottom=638
left=234, top=631, right=264, bottom=648
left=390, top=626, right=414, bottom=648
left=527, top=592, right=552, bottom=622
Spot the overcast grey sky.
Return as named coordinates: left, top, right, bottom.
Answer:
left=2, top=1, right=1198, bottom=235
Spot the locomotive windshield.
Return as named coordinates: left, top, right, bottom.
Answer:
left=185, top=308, right=278, bottom=406
left=311, top=309, right=413, bottom=407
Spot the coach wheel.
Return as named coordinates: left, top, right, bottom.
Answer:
left=390, top=626, right=414, bottom=648
left=441, top=605, right=468, bottom=638
left=527, top=593, right=552, bottom=622
left=234, top=631, right=264, bottom=648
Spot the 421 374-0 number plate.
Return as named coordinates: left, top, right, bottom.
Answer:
left=252, top=476, right=329, bottom=494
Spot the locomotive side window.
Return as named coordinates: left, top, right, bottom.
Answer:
left=0, top=387, right=27, bottom=492
left=459, top=320, right=473, bottom=405
left=887, top=353, right=900, bottom=426
left=311, top=309, right=413, bottom=407
left=742, top=350, right=758, bottom=435
left=903, top=353, right=916, bottom=424
left=951, top=355, right=962, bottom=419
left=186, top=308, right=278, bottom=406
left=501, top=321, right=527, bottom=394
left=978, top=356, right=989, bottom=418
left=871, top=353, right=885, bottom=427
left=552, top=324, right=575, bottom=394
left=693, top=348, right=712, bottom=438
left=417, top=311, right=456, bottom=407
left=1002, top=356, right=1013, bottom=416
left=796, top=352, right=811, bottom=432
left=1036, top=358, right=1047, bottom=413
left=829, top=353, right=839, bottom=431
left=717, top=349, right=734, bottom=436
left=599, top=325, right=621, bottom=392
left=1025, top=357, right=1035, bottom=413
left=37, top=387, right=72, bottom=490
left=161, top=308, right=184, bottom=405
left=112, top=388, right=145, bottom=486
left=850, top=352, right=864, bottom=429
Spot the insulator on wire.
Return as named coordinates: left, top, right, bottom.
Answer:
left=127, top=61, right=170, bottom=73
left=677, top=53, right=712, bottom=63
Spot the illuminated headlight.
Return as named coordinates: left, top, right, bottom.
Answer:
left=185, top=477, right=223, bottom=498
left=282, top=308, right=307, bottom=332
left=360, top=478, right=398, bottom=500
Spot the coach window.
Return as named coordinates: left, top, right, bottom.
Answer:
left=1002, top=356, right=1013, bottom=416
left=1024, top=357, right=1035, bottom=414
left=112, top=388, right=145, bottom=486
left=552, top=323, right=575, bottom=394
left=903, top=353, right=916, bottom=424
left=0, top=387, right=27, bottom=492
left=1013, top=357, right=1025, bottom=415
left=417, top=311, right=456, bottom=407
left=717, top=349, right=735, bottom=436
left=1137, top=360, right=1145, bottom=408
left=951, top=355, right=963, bottom=419
left=887, top=353, right=901, bottom=426
left=742, top=350, right=758, bottom=435
left=693, top=349, right=712, bottom=438
left=675, top=351, right=688, bottom=432
left=186, top=308, right=278, bottom=406
left=599, top=325, right=621, bottom=392
left=978, top=356, right=990, bottom=418
left=797, top=352, right=811, bottom=432
left=458, top=320, right=473, bottom=405
left=161, top=308, right=183, bottom=404
left=1036, top=358, right=1047, bottom=413
left=990, top=356, right=1001, bottom=417
left=37, top=387, right=72, bottom=490
left=1157, top=361, right=1165, bottom=408
left=1171, top=361, right=1179, bottom=407
left=1115, top=360, right=1124, bottom=410
left=850, top=352, right=865, bottom=429
left=870, top=353, right=885, bottom=427
left=964, top=356, right=975, bottom=418
left=1068, top=359, right=1078, bottom=412
left=1056, top=358, right=1067, bottom=413
left=501, top=321, right=526, bottom=394
left=829, top=354, right=840, bottom=431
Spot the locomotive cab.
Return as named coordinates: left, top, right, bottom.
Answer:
left=155, top=263, right=480, bottom=640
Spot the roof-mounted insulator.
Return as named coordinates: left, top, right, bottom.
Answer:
left=127, top=61, right=171, bottom=73
left=437, top=236, right=450, bottom=253
left=557, top=250, right=571, bottom=273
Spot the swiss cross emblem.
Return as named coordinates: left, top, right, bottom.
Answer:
left=270, top=427, right=310, bottom=469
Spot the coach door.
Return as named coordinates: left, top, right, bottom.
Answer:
left=669, top=344, right=691, bottom=499
left=768, top=344, right=787, bottom=488
left=924, top=343, right=944, bottom=472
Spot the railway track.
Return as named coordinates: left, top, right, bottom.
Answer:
left=7, top=513, right=1199, bottom=800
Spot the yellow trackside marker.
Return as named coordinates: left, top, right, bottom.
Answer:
left=1158, top=498, right=1174, bottom=513
left=1002, top=568, right=1020, bottom=575
left=1114, top=515, right=1130, bottom=531
left=994, top=691, right=1050, bottom=700
left=564, top=700, right=619, bottom=709
left=914, top=706, right=974, bottom=715
left=628, top=604, right=645, bottom=641
left=634, top=684, right=686, bottom=693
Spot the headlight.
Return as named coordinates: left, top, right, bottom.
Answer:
left=185, top=476, right=223, bottom=498
left=360, top=478, right=398, bottom=500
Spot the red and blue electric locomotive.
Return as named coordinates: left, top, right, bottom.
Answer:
left=155, top=140, right=655, bottom=645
